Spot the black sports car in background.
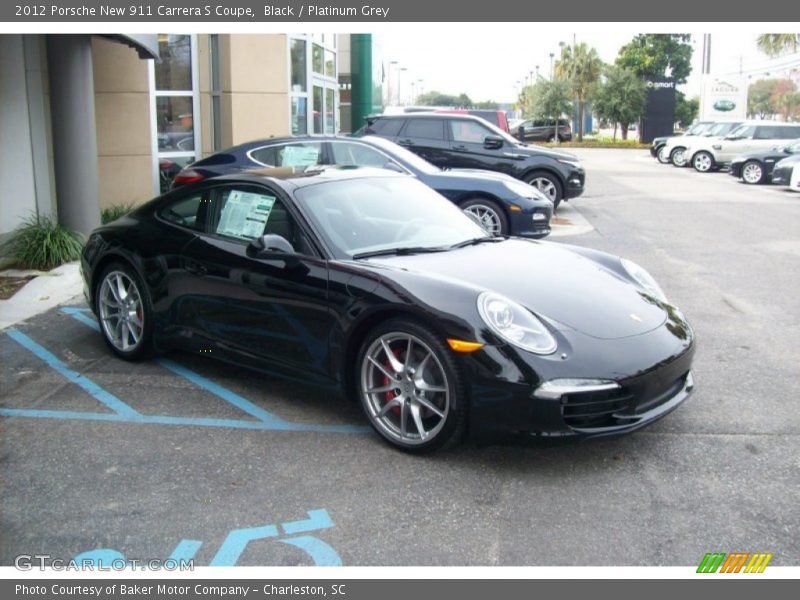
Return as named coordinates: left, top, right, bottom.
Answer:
left=81, top=167, right=695, bottom=452
left=172, top=135, right=553, bottom=237
left=728, top=140, right=800, bottom=184
left=770, top=153, right=800, bottom=187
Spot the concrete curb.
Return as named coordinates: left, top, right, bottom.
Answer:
left=548, top=202, right=595, bottom=237
left=0, top=262, right=84, bottom=330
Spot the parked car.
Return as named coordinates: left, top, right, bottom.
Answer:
left=770, top=153, right=800, bottom=189
left=728, top=139, right=800, bottom=184
left=80, top=167, right=695, bottom=452
left=514, top=118, right=572, bottom=143
left=663, top=121, right=743, bottom=167
left=684, top=121, right=800, bottom=173
left=171, top=135, right=553, bottom=238
left=650, top=121, right=714, bottom=163
left=358, top=113, right=585, bottom=209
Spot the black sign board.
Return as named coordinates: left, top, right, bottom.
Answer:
left=641, top=79, right=676, bottom=143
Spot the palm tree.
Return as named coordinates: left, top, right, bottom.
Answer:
left=555, top=43, right=603, bottom=141
left=756, top=34, right=800, bottom=57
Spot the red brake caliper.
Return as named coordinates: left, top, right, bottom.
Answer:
left=382, top=347, right=405, bottom=415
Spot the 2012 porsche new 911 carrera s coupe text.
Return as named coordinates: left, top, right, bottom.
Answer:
left=81, top=167, right=695, bottom=452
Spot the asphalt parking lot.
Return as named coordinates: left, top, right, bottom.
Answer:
left=1, top=149, right=798, bottom=567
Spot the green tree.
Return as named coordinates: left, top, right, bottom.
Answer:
left=519, top=79, right=572, bottom=140
left=748, top=79, right=779, bottom=118
left=674, top=91, right=699, bottom=128
left=416, top=91, right=473, bottom=107
left=591, top=65, right=647, bottom=140
left=756, top=34, right=800, bottom=57
left=473, top=100, right=500, bottom=109
left=616, top=34, right=694, bottom=85
left=771, top=79, right=800, bottom=121
left=555, top=42, right=604, bottom=141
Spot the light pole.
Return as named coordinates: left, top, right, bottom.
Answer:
left=549, top=52, right=554, bottom=80
left=535, top=65, right=540, bottom=80
left=398, top=67, right=408, bottom=106
left=387, top=60, right=397, bottom=106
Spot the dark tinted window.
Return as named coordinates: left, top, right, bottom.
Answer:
left=779, top=126, right=800, bottom=139
left=159, top=192, right=208, bottom=232
left=754, top=126, right=786, bottom=140
left=368, top=118, right=404, bottom=137
left=403, top=119, right=446, bottom=140
left=469, top=111, right=499, bottom=127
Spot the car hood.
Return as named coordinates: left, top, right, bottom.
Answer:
left=441, top=168, right=522, bottom=184
left=774, top=154, right=800, bottom=167
left=359, top=239, right=667, bottom=340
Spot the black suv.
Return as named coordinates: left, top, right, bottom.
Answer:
left=358, top=113, right=585, bottom=208
left=515, top=118, right=572, bottom=142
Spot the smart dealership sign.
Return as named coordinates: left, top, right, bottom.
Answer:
left=700, top=76, right=748, bottom=120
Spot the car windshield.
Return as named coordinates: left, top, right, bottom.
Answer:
left=361, top=136, right=441, bottom=175
left=707, top=122, right=738, bottom=136
left=686, top=122, right=712, bottom=135
left=294, top=176, right=490, bottom=259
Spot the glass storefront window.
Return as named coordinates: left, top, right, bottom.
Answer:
left=155, top=34, right=192, bottom=91
left=325, top=88, right=335, bottom=134
left=325, top=49, right=335, bottom=78
left=291, top=38, right=307, bottom=92
left=158, top=155, right=195, bottom=194
left=156, top=96, right=194, bottom=151
left=312, top=44, right=324, bottom=74
left=313, top=86, right=323, bottom=134
left=291, top=97, right=308, bottom=135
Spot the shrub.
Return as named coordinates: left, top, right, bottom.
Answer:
left=2, top=214, right=83, bottom=271
left=101, top=202, right=136, bottom=224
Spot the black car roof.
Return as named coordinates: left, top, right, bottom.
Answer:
left=214, top=165, right=405, bottom=189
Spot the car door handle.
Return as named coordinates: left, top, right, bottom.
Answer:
left=452, top=144, right=468, bottom=151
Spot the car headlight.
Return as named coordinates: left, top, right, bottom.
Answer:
left=503, top=179, right=542, bottom=200
left=477, top=292, right=556, bottom=354
left=557, top=159, right=582, bottom=169
left=775, top=158, right=792, bottom=168
left=620, top=258, right=667, bottom=302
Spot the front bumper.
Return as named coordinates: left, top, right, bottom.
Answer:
left=728, top=161, right=743, bottom=177
left=564, top=168, right=585, bottom=199
left=771, top=165, right=794, bottom=185
left=509, top=205, right=553, bottom=239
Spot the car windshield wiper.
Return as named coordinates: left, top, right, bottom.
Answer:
left=449, top=236, right=506, bottom=249
left=352, top=246, right=447, bottom=260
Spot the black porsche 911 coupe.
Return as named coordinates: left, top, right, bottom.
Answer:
left=81, top=167, right=695, bottom=452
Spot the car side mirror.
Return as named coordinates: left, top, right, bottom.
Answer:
left=246, top=234, right=299, bottom=267
left=483, top=135, right=504, bottom=150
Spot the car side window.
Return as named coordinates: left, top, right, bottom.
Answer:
left=158, top=192, right=210, bottom=232
left=249, top=142, right=323, bottom=167
left=780, top=127, right=800, bottom=140
left=730, top=125, right=756, bottom=139
left=330, top=142, right=392, bottom=168
left=450, top=120, right=492, bottom=144
left=403, top=119, right=445, bottom=140
left=754, top=126, right=783, bottom=140
left=368, top=118, right=404, bottom=137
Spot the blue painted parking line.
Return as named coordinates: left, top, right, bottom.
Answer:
left=2, top=312, right=370, bottom=434
left=4, top=330, right=140, bottom=418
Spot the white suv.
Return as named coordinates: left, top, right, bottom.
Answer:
left=664, top=121, right=742, bottom=167
left=684, top=121, right=800, bottom=173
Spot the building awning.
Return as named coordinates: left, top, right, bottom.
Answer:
left=100, top=34, right=160, bottom=61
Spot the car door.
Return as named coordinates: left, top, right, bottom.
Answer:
left=396, top=118, right=452, bottom=167
left=447, top=118, right=514, bottom=175
left=716, top=125, right=756, bottom=162
left=178, top=182, right=333, bottom=382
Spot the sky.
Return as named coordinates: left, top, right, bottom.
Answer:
left=375, top=27, right=800, bottom=105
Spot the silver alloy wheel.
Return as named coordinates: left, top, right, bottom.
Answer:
left=361, top=332, right=449, bottom=446
left=742, top=162, right=763, bottom=184
left=530, top=177, right=557, bottom=201
left=693, top=152, right=713, bottom=172
left=98, top=271, right=144, bottom=352
left=463, top=204, right=502, bottom=235
left=657, top=146, right=669, bottom=163
left=672, top=148, right=686, bottom=167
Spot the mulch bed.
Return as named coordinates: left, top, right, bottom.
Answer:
left=0, top=276, right=35, bottom=300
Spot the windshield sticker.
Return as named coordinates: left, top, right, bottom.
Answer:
left=216, top=191, right=276, bottom=240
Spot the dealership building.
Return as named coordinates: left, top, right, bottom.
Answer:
left=0, top=33, right=382, bottom=261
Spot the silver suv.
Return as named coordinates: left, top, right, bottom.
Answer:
left=684, top=121, right=800, bottom=173
left=664, top=121, right=742, bottom=167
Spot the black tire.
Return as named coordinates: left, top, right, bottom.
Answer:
left=525, top=170, right=563, bottom=210
left=356, top=318, right=468, bottom=453
left=94, top=261, right=154, bottom=361
left=670, top=146, right=687, bottom=167
left=460, top=198, right=509, bottom=236
left=692, top=151, right=715, bottom=173
left=741, top=160, right=765, bottom=185
left=656, top=145, right=670, bottom=164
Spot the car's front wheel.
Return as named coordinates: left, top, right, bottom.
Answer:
left=525, top=171, right=563, bottom=210
left=741, top=160, right=765, bottom=184
left=657, top=145, right=670, bottom=164
left=95, top=262, right=153, bottom=360
left=692, top=151, right=715, bottom=173
left=460, top=198, right=508, bottom=236
left=357, top=319, right=467, bottom=453
left=670, top=147, right=688, bottom=167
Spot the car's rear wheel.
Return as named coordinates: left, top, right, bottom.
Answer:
left=657, top=145, right=670, bottom=163
left=741, top=160, right=765, bottom=184
left=460, top=198, right=508, bottom=236
left=357, top=319, right=467, bottom=453
left=692, top=151, right=715, bottom=173
left=670, top=147, right=687, bottom=167
left=526, top=171, right=563, bottom=210
left=95, top=262, right=153, bottom=360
